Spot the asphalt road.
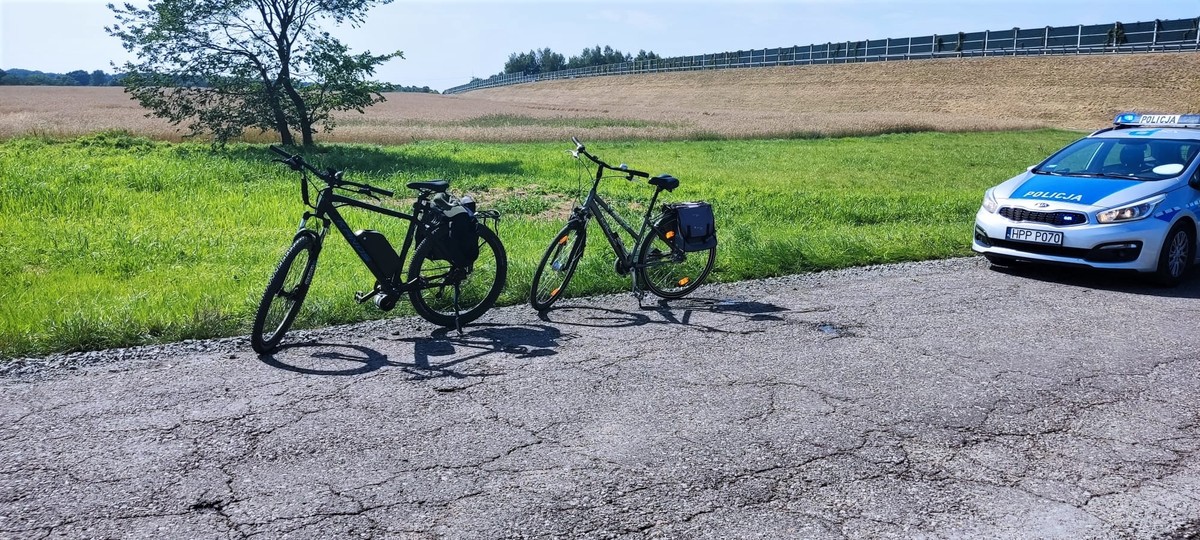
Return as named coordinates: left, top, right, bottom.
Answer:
left=2, top=257, right=1198, bottom=539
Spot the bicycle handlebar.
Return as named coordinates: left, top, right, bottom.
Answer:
left=569, top=137, right=649, bottom=179
left=269, top=146, right=395, bottom=198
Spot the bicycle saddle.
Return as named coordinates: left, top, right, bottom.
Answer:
left=407, top=180, right=449, bottom=192
left=649, top=174, right=679, bottom=191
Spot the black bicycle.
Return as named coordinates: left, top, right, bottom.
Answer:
left=529, top=138, right=717, bottom=311
left=251, top=146, right=508, bottom=353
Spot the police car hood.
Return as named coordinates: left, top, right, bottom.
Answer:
left=994, top=172, right=1169, bottom=209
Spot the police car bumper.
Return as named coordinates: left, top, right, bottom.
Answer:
left=971, top=207, right=1167, bottom=272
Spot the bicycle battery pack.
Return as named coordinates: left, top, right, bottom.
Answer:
left=354, top=230, right=402, bottom=278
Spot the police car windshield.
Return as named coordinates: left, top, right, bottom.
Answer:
left=1032, top=138, right=1200, bottom=181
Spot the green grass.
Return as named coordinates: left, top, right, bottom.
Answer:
left=0, top=129, right=1081, bottom=357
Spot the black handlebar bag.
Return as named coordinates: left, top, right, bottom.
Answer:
left=659, top=202, right=717, bottom=252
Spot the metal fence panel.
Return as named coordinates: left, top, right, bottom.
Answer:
left=445, top=16, right=1200, bottom=94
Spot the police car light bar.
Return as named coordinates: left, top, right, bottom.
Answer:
left=1113, top=112, right=1200, bottom=127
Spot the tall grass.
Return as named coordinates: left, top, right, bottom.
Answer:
left=0, top=130, right=1081, bottom=357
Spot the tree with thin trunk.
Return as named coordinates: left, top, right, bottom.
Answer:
left=107, top=0, right=401, bottom=146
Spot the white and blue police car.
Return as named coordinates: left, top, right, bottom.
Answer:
left=973, top=112, right=1200, bottom=285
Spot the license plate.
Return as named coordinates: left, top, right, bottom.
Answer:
left=1006, top=227, right=1063, bottom=245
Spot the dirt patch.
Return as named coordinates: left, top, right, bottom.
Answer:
left=4, top=52, right=1200, bottom=143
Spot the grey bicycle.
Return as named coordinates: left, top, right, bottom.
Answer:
left=529, top=138, right=717, bottom=311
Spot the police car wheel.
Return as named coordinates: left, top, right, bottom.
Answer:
left=1154, top=223, right=1194, bottom=287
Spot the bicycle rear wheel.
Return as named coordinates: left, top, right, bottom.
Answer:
left=529, top=222, right=586, bottom=311
left=408, top=223, right=507, bottom=328
left=251, top=234, right=320, bottom=353
left=636, top=232, right=715, bottom=299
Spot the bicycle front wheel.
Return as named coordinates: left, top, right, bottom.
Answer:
left=529, top=222, right=586, bottom=311
left=251, top=234, right=320, bottom=353
left=636, top=233, right=715, bottom=299
left=408, top=223, right=508, bottom=328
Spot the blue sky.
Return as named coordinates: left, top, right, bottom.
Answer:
left=1, top=0, right=1197, bottom=91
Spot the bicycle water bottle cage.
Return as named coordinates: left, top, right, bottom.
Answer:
left=650, top=174, right=679, bottom=191
left=407, top=180, right=449, bottom=193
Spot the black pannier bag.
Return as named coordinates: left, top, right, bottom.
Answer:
left=659, top=201, right=717, bottom=252
left=419, top=193, right=480, bottom=266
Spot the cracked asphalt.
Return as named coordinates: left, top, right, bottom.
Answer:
left=2, top=257, right=1199, bottom=539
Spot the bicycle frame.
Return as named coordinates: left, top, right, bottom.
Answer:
left=286, top=160, right=477, bottom=314
left=300, top=186, right=423, bottom=289
left=572, top=166, right=666, bottom=276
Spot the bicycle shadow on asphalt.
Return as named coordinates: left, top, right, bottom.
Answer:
left=986, top=262, right=1200, bottom=298
left=257, top=323, right=565, bottom=380
left=536, top=296, right=788, bottom=332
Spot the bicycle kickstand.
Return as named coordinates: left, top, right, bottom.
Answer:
left=452, top=284, right=464, bottom=335
left=630, top=274, right=648, bottom=309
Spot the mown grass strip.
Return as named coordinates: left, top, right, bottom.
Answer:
left=0, top=129, right=1081, bottom=357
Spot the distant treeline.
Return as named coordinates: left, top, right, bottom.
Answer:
left=0, top=68, right=437, bottom=93
left=0, top=68, right=124, bottom=86
left=496, top=45, right=661, bottom=78
left=381, top=84, right=439, bottom=94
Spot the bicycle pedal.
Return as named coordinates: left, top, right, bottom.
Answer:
left=354, top=290, right=375, bottom=304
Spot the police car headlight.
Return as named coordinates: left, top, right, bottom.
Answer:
left=1096, top=195, right=1165, bottom=224
left=982, top=189, right=999, bottom=213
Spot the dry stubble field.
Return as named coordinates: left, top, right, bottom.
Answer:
left=3, top=52, right=1200, bottom=143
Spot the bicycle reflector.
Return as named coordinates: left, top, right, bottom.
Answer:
left=678, top=277, right=690, bottom=286
left=665, top=230, right=676, bottom=239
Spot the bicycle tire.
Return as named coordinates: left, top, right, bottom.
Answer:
left=408, top=223, right=507, bottom=328
left=636, top=230, right=715, bottom=299
left=529, top=222, right=587, bottom=311
left=251, top=234, right=320, bottom=353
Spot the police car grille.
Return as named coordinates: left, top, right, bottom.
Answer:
left=999, top=207, right=1088, bottom=226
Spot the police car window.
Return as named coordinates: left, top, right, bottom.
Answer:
left=1100, top=141, right=1147, bottom=169
left=1143, top=140, right=1200, bottom=178
left=1039, top=138, right=1198, bottom=180
left=1179, top=142, right=1200, bottom=165
left=1037, top=139, right=1105, bottom=174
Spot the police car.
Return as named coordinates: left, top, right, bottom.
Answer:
left=973, top=113, right=1200, bottom=285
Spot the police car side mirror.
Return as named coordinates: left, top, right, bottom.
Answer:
left=1191, top=171, right=1200, bottom=189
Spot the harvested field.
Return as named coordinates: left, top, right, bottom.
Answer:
left=3, top=52, right=1200, bottom=143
